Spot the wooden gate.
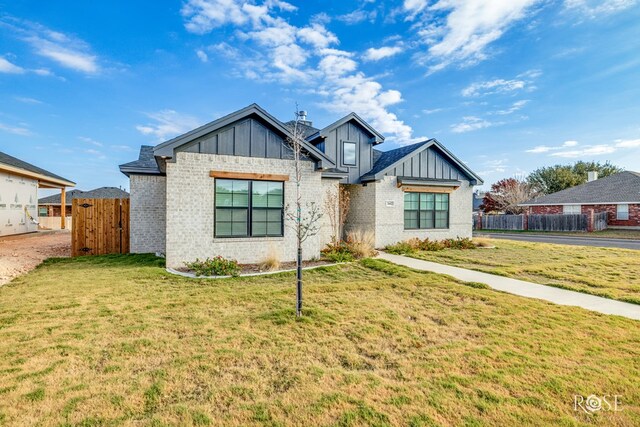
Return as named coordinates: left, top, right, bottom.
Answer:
left=72, top=198, right=130, bottom=256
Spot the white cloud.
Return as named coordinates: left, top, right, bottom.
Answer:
left=363, top=45, right=404, bottom=61
left=423, top=108, right=445, bottom=115
left=136, top=110, right=202, bottom=141
left=181, top=0, right=422, bottom=144
left=0, top=122, right=31, bottom=136
left=450, top=116, right=494, bottom=133
left=614, top=138, right=640, bottom=148
left=78, top=136, right=103, bottom=147
left=526, top=140, right=580, bottom=153
left=495, top=99, right=529, bottom=115
left=0, top=57, right=25, bottom=73
left=14, top=96, right=42, bottom=104
left=196, top=49, right=209, bottom=62
left=336, top=8, right=377, bottom=25
left=564, top=0, right=637, bottom=17
left=297, top=24, right=338, bottom=49
left=526, top=138, right=640, bottom=158
left=462, top=79, right=525, bottom=97
left=406, top=0, right=541, bottom=72
left=1, top=19, right=101, bottom=74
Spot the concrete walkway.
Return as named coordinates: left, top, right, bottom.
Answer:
left=378, top=251, right=640, bottom=321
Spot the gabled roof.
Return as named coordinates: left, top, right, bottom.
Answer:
left=307, top=112, right=385, bottom=145
left=119, top=146, right=161, bottom=176
left=153, top=103, right=335, bottom=168
left=0, top=150, right=75, bottom=187
left=521, top=171, right=640, bottom=205
left=361, top=139, right=483, bottom=184
left=39, top=187, right=130, bottom=205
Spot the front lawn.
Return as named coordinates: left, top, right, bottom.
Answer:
left=0, top=254, right=639, bottom=426
left=407, top=239, right=640, bottom=304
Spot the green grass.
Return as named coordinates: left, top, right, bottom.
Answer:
left=0, top=254, right=639, bottom=426
left=475, top=229, right=640, bottom=240
left=410, top=239, right=640, bottom=304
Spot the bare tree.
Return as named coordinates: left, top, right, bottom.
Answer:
left=481, top=178, right=540, bottom=214
left=284, top=107, right=323, bottom=317
left=324, top=185, right=351, bottom=244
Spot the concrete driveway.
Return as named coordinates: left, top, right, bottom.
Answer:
left=474, top=232, right=640, bottom=250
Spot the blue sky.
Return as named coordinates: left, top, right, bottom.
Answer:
left=1, top=0, right=639, bottom=192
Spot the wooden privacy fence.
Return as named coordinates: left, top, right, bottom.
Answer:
left=527, top=214, right=587, bottom=232
left=481, top=214, right=524, bottom=230
left=476, top=211, right=609, bottom=232
left=72, top=198, right=130, bottom=257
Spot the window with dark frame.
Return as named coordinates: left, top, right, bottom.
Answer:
left=215, top=179, right=284, bottom=238
left=342, top=141, right=356, bottom=166
left=404, top=192, right=449, bottom=229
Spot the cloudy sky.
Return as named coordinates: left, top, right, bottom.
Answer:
left=1, top=0, right=639, bottom=191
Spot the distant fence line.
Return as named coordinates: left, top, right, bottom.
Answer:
left=476, top=212, right=608, bottom=232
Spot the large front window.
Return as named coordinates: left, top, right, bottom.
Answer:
left=404, top=192, right=449, bottom=229
left=215, top=179, right=284, bottom=237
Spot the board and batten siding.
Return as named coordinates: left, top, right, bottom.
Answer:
left=320, top=121, right=375, bottom=184
left=384, top=146, right=464, bottom=181
left=175, top=117, right=308, bottom=161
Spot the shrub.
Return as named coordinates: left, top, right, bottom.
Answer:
left=385, top=237, right=476, bottom=254
left=321, top=241, right=356, bottom=263
left=346, top=229, right=378, bottom=258
left=259, top=246, right=281, bottom=271
left=185, top=256, right=240, bottom=277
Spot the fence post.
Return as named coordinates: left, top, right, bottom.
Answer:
left=523, top=211, right=529, bottom=231
left=587, top=209, right=594, bottom=232
left=477, top=212, right=483, bottom=230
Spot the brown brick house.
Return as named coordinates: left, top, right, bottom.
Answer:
left=520, top=171, right=640, bottom=228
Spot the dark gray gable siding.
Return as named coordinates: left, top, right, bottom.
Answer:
left=322, top=120, right=375, bottom=183
left=383, top=146, right=465, bottom=181
left=175, top=117, right=304, bottom=161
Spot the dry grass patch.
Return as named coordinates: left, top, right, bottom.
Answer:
left=0, top=254, right=638, bottom=426
left=411, top=239, right=640, bottom=304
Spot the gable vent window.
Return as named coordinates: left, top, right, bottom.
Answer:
left=342, top=141, right=356, bottom=166
left=215, top=179, right=284, bottom=238
left=617, top=204, right=629, bottom=220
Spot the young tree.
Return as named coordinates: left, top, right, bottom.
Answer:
left=527, top=161, right=623, bottom=194
left=324, top=185, right=350, bottom=244
left=481, top=178, right=540, bottom=214
left=284, top=108, right=323, bottom=317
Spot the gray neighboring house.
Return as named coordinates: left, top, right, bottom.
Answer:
left=120, top=104, right=483, bottom=267
left=38, top=187, right=129, bottom=217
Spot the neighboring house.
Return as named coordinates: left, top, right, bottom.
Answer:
left=38, top=187, right=130, bottom=217
left=473, top=191, right=485, bottom=212
left=120, top=104, right=483, bottom=268
left=0, top=150, right=75, bottom=236
left=520, top=171, right=640, bottom=228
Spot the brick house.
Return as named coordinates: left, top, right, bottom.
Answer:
left=119, top=104, right=483, bottom=268
left=520, top=171, right=640, bottom=228
left=38, top=187, right=129, bottom=217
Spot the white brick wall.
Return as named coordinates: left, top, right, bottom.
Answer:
left=345, top=176, right=474, bottom=248
left=130, top=175, right=166, bottom=254
left=165, top=152, right=329, bottom=268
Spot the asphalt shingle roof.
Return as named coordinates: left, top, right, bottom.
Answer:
left=366, top=140, right=432, bottom=177
left=0, top=150, right=74, bottom=184
left=119, top=145, right=160, bottom=174
left=522, top=171, right=640, bottom=205
left=39, top=187, right=130, bottom=205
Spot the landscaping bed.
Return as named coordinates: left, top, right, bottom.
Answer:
left=176, top=259, right=332, bottom=277
left=0, top=254, right=639, bottom=425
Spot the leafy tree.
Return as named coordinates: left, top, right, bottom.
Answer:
left=527, top=161, right=623, bottom=194
left=481, top=178, right=540, bottom=214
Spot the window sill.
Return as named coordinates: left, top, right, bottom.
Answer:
left=403, top=228, right=450, bottom=231
left=213, top=236, right=284, bottom=243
